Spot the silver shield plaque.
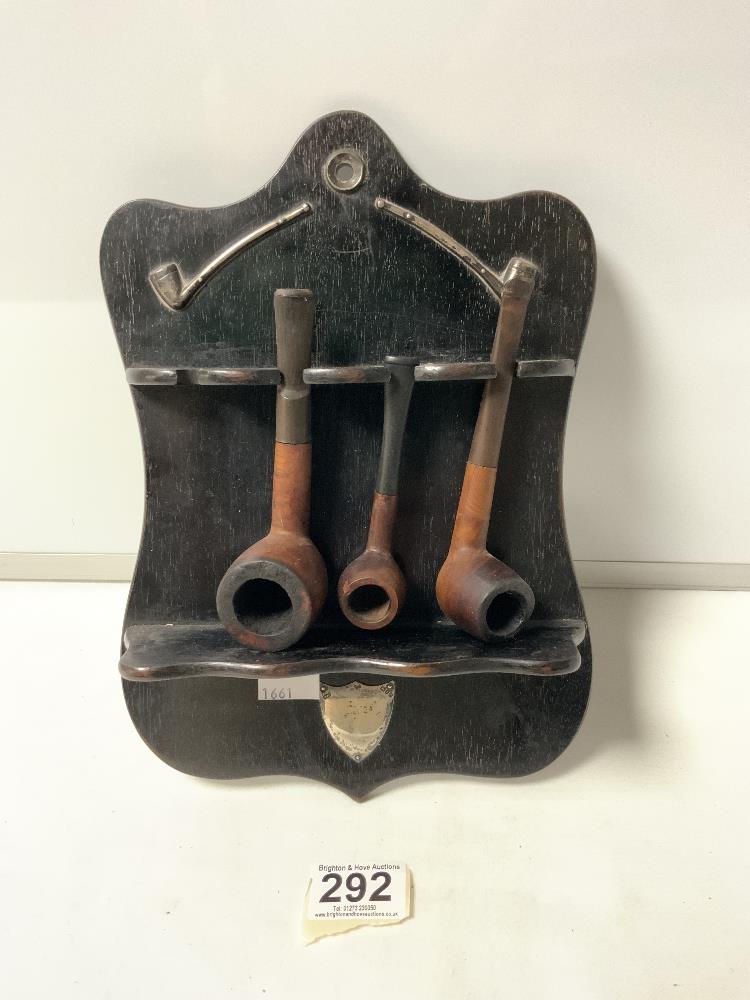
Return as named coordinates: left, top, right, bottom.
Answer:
left=319, top=681, right=395, bottom=762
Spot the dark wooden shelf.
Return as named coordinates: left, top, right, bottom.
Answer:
left=120, top=619, right=586, bottom=682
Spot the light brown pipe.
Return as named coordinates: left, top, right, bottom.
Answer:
left=216, top=289, right=327, bottom=651
left=338, top=357, right=418, bottom=629
left=339, top=492, right=404, bottom=629
left=436, top=258, right=538, bottom=641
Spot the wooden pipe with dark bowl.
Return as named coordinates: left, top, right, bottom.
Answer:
left=338, top=355, right=418, bottom=629
left=436, top=258, right=538, bottom=641
left=216, top=289, right=327, bottom=651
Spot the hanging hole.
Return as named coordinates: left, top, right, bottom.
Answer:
left=323, top=149, right=365, bottom=192
left=335, top=161, right=354, bottom=183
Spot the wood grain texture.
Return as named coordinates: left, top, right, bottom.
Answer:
left=269, top=441, right=312, bottom=535
left=100, top=110, right=596, bottom=797
left=215, top=441, right=327, bottom=652
left=436, top=461, right=535, bottom=640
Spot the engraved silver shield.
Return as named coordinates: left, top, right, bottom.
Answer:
left=320, top=681, right=395, bottom=762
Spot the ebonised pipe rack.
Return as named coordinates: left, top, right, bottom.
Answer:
left=101, top=110, right=595, bottom=797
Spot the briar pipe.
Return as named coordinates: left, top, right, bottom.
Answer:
left=338, top=356, right=418, bottom=629
left=436, top=258, right=538, bottom=641
left=216, top=289, right=327, bottom=651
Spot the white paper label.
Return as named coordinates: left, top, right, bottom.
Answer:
left=307, top=863, right=409, bottom=921
left=257, top=675, right=320, bottom=701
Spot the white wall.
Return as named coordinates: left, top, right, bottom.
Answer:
left=1, top=0, right=748, bottom=568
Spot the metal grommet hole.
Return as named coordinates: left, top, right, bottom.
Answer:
left=323, top=149, right=365, bottom=192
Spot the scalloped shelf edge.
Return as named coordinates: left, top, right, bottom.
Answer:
left=120, top=619, right=586, bottom=682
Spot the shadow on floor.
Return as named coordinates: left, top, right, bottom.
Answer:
left=518, top=587, right=648, bottom=783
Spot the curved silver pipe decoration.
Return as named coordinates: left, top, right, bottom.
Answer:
left=374, top=197, right=537, bottom=303
left=149, top=201, right=313, bottom=309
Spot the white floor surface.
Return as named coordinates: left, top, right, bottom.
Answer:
left=1, top=582, right=747, bottom=999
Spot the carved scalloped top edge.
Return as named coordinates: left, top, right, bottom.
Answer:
left=100, top=109, right=596, bottom=273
